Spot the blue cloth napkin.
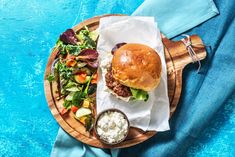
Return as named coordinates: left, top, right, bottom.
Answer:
left=51, top=0, right=222, bottom=156
left=132, top=0, right=218, bottom=38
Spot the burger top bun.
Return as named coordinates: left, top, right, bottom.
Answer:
left=112, top=43, right=162, bottom=91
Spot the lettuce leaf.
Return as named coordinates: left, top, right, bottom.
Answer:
left=77, top=49, right=99, bottom=68
left=60, top=29, right=78, bottom=45
left=77, top=49, right=98, bottom=60
left=130, top=88, right=149, bottom=101
left=77, top=27, right=96, bottom=49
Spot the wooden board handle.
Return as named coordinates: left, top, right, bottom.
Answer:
left=162, top=35, right=207, bottom=114
left=163, top=35, right=206, bottom=70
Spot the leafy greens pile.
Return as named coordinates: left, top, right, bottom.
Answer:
left=47, top=27, right=98, bottom=132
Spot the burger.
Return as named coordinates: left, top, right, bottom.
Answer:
left=105, top=43, right=162, bottom=102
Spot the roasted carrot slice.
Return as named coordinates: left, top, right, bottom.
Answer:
left=74, top=72, right=88, bottom=84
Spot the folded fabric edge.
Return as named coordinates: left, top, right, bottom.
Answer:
left=165, top=9, right=219, bottom=38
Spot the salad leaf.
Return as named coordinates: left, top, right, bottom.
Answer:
left=130, top=88, right=149, bottom=101
left=77, top=27, right=96, bottom=49
left=65, top=44, right=81, bottom=55
left=66, top=87, right=80, bottom=92
left=85, top=115, right=94, bottom=132
left=77, top=27, right=90, bottom=41
left=72, top=91, right=85, bottom=107
left=77, top=49, right=98, bottom=60
left=76, top=49, right=99, bottom=68
left=57, top=61, right=73, bottom=80
left=60, top=29, right=79, bottom=45
left=76, top=62, right=87, bottom=68
left=63, top=100, right=72, bottom=109
left=46, top=74, right=55, bottom=82
left=65, top=92, right=75, bottom=101
left=86, top=60, right=99, bottom=68
left=89, top=30, right=99, bottom=41
left=64, top=80, right=77, bottom=89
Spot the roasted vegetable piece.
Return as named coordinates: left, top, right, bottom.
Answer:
left=91, top=73, right=98, bottom=84
left=66, top=59, right=77, bottom=67
left=75, top=107, right=92, bottom=118
left=61, top=108, right=68, bottom=115
left=78, top=116, right=87, bottom=125
left=71, top=105, right=79, bottom=113
left=74, top=73, right=91, bottom=84
left=82, top=100, right=90, bottom=108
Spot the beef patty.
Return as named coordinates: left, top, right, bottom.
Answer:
left=105, top=68, right=132, bottom=97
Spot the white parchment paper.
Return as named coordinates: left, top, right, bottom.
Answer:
left=96, top=16, right=170, bottom=131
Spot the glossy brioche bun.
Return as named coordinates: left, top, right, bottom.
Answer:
left=112, top=43, right=162, bottom=91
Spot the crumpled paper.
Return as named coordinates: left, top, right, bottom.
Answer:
left=96, top=16, right=170, bottom=131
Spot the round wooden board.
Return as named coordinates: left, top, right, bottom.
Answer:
left=44, top=14, right=206, bottom=148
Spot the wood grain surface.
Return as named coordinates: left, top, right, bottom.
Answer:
left=44, top=14, right=207, bottom=148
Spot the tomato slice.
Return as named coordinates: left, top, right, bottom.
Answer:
left=61, top=108, right=68, bottom=115
left=71, top=106, right=79, bottom=113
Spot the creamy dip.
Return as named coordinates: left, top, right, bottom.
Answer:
left=96, top=111, right=129, bottom=144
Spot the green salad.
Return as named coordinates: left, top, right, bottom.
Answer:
left=47, top=27, right=98, bottom=132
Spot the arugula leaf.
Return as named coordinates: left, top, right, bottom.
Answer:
left=57, top=62, right=73, bottom=80
left=77, top=27, right=90, bottom=41
left=65, top=44, right=81, bottom=55
left=55, top=39, right=67, bottom=56
left=46, top=74, right=55, bottom=82
left=130, top=88, right=149, bottom=101
left=56, top=40, right=81, bottom=56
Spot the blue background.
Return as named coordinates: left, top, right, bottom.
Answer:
left=0, top=0, right=234, bottom=156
